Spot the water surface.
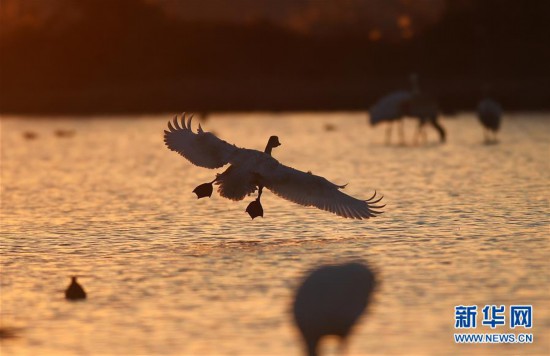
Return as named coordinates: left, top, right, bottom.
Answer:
left=1, top=112, right=549, bottom=355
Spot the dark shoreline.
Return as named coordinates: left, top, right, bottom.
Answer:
left=2, top=109, right=549, bottom=119
left=2, top=75, right=548, bottom=116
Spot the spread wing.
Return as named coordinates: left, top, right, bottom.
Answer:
left=260, top=164, right=384, bottom=220
left=164, top=113, right=238, bottom=169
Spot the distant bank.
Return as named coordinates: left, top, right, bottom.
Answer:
left=1, top=76, right=547, bottom=116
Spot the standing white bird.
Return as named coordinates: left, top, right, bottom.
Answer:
left=369, top=74, right=446, bottom=144
left=477, top=98, right=502, bottom=144
left=369, top=90, right=410, bottom=144
left=293, top=262, right=377, bottom=356
left=163, top=114, right=384, bottom=220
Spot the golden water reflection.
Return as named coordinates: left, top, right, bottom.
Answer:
left=1, top=112, right=549, bottom=355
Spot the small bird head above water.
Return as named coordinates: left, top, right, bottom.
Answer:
left=65, top=276, right=87, bottom=301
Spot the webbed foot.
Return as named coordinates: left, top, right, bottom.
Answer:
left=193, top=182, right=213, bottom=199
left=246, top=199, right=263, bottom=219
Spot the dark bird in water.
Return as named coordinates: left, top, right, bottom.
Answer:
left=477, top=98, right=502, bottom=144
left=369, top=74, right=446, bottom=144
left=54, top=129, right=76, bottom=138
left=22, top=131, right=38, bottom=140
left=293, top=262, right=377, bottom=356
left=65, top=276, right=86, bottom=300
left=0, top=327, right=20, bottom=339
left=164, top=113, right=384, bottom=220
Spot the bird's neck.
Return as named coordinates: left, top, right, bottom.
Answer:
left=264, top=144, right=273, bottom=156
left=410, top=77, right=420, bottom=94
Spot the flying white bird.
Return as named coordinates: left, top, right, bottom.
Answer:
left=293, top=262, right=377, bottom=356
left=369, top=74, right=446, bottom=144
left=163, top=114, right=384, bottom=219
left=477, top=98, right=502, bottom=143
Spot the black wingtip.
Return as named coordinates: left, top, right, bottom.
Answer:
left=369, top=195, right=384, bottom=204
left=369, top=204, right=386, bottom=209
left=173, top=115, right=182, bottom=130
left=365, top=191, right=376, bottom=201
left=363, top=191, right=384, bottom=218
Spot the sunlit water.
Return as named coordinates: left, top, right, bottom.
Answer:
left=1, top=112, right=549, bottom=355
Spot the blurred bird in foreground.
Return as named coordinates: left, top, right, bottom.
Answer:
left=65, top=276, right=86, bottom=300
left=369, top=74, right=446, bottom=144
left=477, top=98, right=502, bottom=144
left=293, top=262, right=377, bottom=356
left=164, top=114, right=384, bottom=220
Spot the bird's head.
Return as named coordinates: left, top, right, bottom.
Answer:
left=268, top=136, right=281, bottom=148
left=264, top=136, right=281, bottom=155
